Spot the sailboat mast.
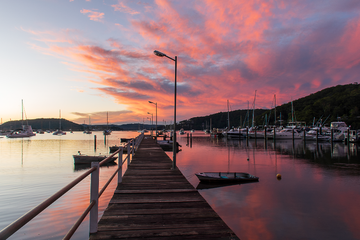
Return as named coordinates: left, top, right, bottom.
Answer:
left=274, top=94, right=276, bottom=125
left=252, top=90, right=257, bottom=128
left=59, top=110, right=61, bottom=130
left=21, top=99, right=24, bottom=126
left=291, top=99, right=294, bottom=123
left=227, top=100, right=230, bottom=129
left=247, top=101, right=249, bottom=127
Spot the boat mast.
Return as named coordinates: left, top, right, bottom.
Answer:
left=274, top=94, right=276, bottom=126
left=252, top=90, right=257, bottom=128
left=227, top=100, right=230, bottom=130
left=247, top=101, right=249, bottom=127
left=21, top=99, right=24, bottom=127
left=291, top=99, right=294, bottom=123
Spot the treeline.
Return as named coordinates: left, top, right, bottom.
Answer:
left=180, top=83, right=360, bottom=130
left=0, top=118, right=164, bottom=131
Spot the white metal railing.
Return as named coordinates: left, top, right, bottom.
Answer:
left=0, top=132, right=145, bottom=240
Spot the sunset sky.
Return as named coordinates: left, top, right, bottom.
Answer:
left=1, top=0, right=360, bottom=125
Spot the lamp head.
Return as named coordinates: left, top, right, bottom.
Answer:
left=148, top=101, right=153, bottom=104
left=154, top=50, right=166, bottom=57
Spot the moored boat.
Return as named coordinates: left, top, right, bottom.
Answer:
left=157, top=140, right=181, bottom=151
left=179, top=128, right=185, bottom=135
left=195, top=172, right=259, bottom=183
left=73, top=154, right=117, bottom=164
left=7, top=100, right=36, bottom=138
left=109, top=145, right=131, bottom=153
left=7, top=125, right=36, bottom=138
left=53, top=129, right=66, bottom=135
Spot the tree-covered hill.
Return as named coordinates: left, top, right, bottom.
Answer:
left=180, top=83, right=360, bottom=130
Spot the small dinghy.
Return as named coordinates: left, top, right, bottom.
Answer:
left=157, top=140, right=181, bottom=152
left=195, top=172, right=259, bottom=183
left=73, top=152, right=117, bottom=164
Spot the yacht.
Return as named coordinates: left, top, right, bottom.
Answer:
left=7, top=125, right=36, bottom=138
left=6, top=100, right=36, bottom=138
left=267, top=127, right=302, bottom=139
left=179, top=128, right=185, bottom=135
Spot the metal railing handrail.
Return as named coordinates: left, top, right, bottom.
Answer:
left=0, top=132, right=145, bottom=240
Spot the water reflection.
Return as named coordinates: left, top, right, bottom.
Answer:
left=176, top=134, right=360, bottom=240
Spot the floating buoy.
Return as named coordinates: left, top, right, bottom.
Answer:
left=276, top=174, right=282, bottom=180
left=247, top=158, right=249, bottom=161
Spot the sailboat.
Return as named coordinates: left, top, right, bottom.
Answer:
left=103, top=112, right=111, bottom=135
left=7, top=100, right=36, bottom=138
left=83, top=116, right=92, bottom=134
left=223, top=100, right=246, bottom=139
left=53, top=110, right=66, bottom=135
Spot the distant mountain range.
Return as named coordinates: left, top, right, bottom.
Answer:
left=2, top=83, right=360, bottom=131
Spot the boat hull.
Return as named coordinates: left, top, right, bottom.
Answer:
left=73, top=155, right=117, bottom=164
left=195, top=172, right=259, bottom=183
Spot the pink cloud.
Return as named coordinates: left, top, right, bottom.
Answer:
left=111, top=1, right=140, bottom=15
left=80, top=9, right=104, bottom=22
left=25, top=0, right=360, bottom=123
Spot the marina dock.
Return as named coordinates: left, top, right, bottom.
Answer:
left=90, top=136, right=239, bottom=240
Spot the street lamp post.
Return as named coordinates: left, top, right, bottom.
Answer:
left=147, top=112, right=153, bottom=137
left=154, top=50, right=177, bottom=169
left=148, top=101, right=157, bottom=139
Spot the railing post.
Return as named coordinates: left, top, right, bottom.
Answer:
left=127, top=143, right=130, bottom=167
left=118, top=147, right=123, bottom=184
left=132, top=139, right=135, bottom=157
left=90, top=162, right=99, bottom=234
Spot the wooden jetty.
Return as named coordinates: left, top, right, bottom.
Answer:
left=90, top=136, right=239, bottom=240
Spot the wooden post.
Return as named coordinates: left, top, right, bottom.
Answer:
left=264, top=127, right=267, bottom=139
left=127, top=143, right=130, bottom=167
left=118, top=147, right=123, bottom=184
left=347, top=128, right=350, bottom=144
left=132, top=139, right=135, bottom=157
left=331, top=128, right=334, bottom=143
left=94, top=135, right=97, bottom=150
left=292, top=128, right=294, bottom=141
left=303, top=129, right=306, bottom=143
left=273, top=126, right=276, bottom=142
left=316, top=129, right=318, bottom=143
left=90, top=162, right=99, bottom=234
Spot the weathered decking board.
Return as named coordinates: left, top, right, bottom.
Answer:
left=90, top=136, right=239, bottom=240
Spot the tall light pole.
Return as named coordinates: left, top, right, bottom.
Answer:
left=147, top=112, right=153, bottom=137
left=154, top=50, right=177, bottom=169
left=149, top=101, right=157, bottom=139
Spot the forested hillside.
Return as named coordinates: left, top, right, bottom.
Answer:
left=180, top=83, right=360, bottom=129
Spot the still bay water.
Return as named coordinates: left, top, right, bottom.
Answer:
left=1, top=131, right=360, bottom=240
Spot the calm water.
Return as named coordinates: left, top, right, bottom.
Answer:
left=1, top=131, right=360, bottom=240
